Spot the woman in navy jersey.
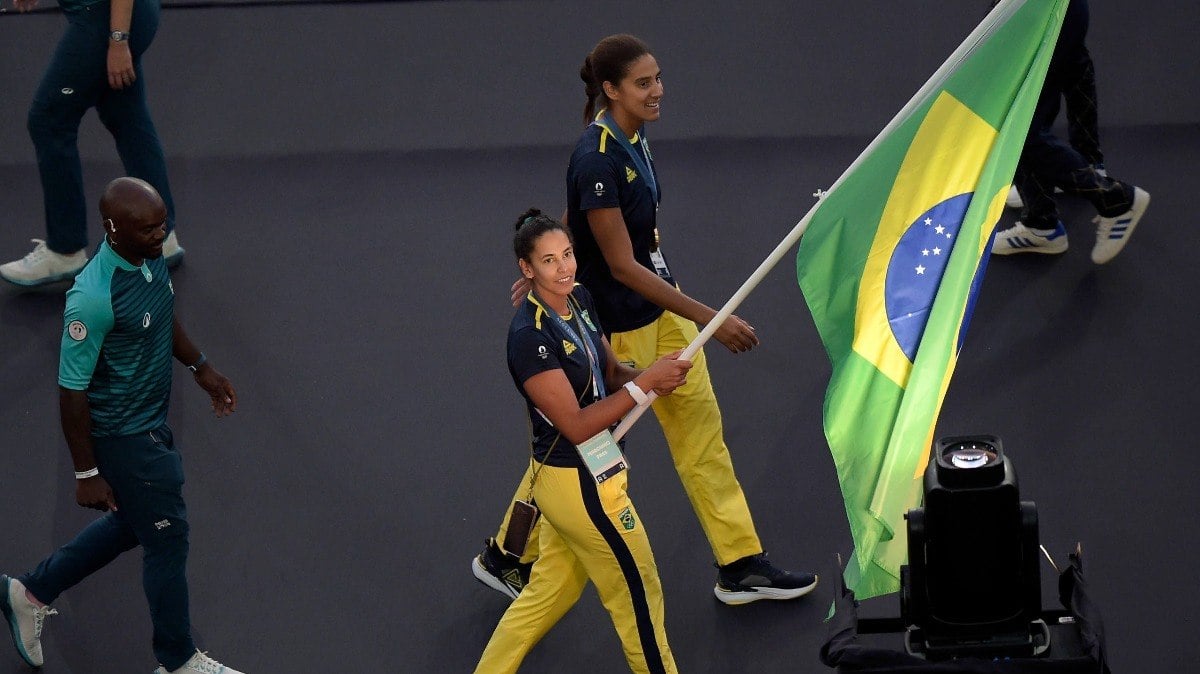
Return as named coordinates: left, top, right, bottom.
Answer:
left=474, top=209, right=689, bottom=674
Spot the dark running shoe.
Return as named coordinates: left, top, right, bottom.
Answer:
left=471, top=538, right=532, bottom=600
left=714, top=553, right=818, bottom=605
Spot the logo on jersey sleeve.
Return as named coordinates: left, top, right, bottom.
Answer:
left=562, top=339, right=577, bottom=356
left=593, top=181, right=605, bottom=197
left=625, top=166, right=637, bottom=183
left=67, top=320, right=88, bottom=341
left=537, top=345, right=549, bottom=360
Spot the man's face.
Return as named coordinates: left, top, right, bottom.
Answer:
left=116, top=203, right=168, bottom=260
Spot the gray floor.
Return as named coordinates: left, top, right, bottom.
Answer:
left=1, top=124, right=1197, bottom=672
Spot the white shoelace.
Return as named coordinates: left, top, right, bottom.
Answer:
left=180, top=651, right=228, bottom=674
left=30, top=604, right=58, bottom=638
left=19, top=239, right=51, bottom=265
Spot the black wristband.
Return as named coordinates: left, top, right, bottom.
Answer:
left=187, top=353, right=207, bottom=373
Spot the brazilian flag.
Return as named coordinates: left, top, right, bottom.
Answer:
left=796, top=0, right=1069, bottom=600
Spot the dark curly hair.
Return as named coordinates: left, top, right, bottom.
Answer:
left=513, top=207, right=572, bottom=261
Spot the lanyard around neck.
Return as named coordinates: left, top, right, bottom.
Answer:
left=532, top=291, right=607, bottom=401
left=593, top=109, right=658, bottom=206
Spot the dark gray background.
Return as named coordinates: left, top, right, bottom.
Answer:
left=0, top=1, right=1196, bottom=161
left=1, top=1, right=1198, bottom=673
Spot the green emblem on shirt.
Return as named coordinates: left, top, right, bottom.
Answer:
left=619, top=507, right=636, bottom=531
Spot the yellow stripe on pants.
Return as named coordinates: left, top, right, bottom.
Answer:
left=476, top=463, right=676, bottom=674
left=609, top=310, right=762, bottom=565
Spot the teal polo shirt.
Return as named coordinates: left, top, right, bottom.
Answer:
left=59, top=239, right=175, bottom=438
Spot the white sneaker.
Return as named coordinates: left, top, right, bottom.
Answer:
left=155, top=650, right=245, bottom=674
left=1091, top=186, right=1150, bottom=264
left=0, top=239, right=88, bottom=286
left=1005, top=185, right=1023, bottom=209
left=163, top=230, right=185, bottom=268
left=991, top=221, right=1069, bottom=256
left=0, top=575, right=57, bottom=667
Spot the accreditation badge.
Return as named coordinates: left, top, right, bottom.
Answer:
left=649, top=248, right=671, bottom=280
left=575, top=429, right=627, bottom=483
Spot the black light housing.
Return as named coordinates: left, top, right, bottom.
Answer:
left=900, top=434, right=1048, bottom=659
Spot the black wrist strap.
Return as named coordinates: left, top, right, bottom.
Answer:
left=186, top=352, right=207, bottom=373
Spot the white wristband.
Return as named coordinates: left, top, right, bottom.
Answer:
left=623, top=380, right=649, bottom=405
left=75, top=467, right=100, bottom=480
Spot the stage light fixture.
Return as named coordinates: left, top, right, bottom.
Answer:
left=900, top=434, right=1049, bottom=659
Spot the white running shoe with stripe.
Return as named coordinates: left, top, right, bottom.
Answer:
left=991, top=221, right=1069, bottom=256
left=1091, top=187, right=1150, bottom=264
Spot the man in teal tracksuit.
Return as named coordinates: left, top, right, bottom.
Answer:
left=0, top=178, right=243, bottom=674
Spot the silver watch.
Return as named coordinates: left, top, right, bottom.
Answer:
left=109, top=30, right=130, bottom=43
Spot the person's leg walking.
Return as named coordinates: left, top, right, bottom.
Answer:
left=1063, top=44, right=1103, bottom=168
left=3, top=512, right=137, bottom=667
left=101, top=429, right=195, bottom=671
left=611, top=312, right=817, bottom=604
left=18, top=514, right=139, bottom=604
left=26, top=8, right=113, bottom=256
left=611, top=313, right=761, bottom=566
left=1025, top=0, right=1129, bottom=216
left=475, top=508, right=589, bottom=674
left=554, top=468, right=676, bottom=674
left=995, top=0, right=1104, bottom=256
left=95, top=0, right=177, bottom=235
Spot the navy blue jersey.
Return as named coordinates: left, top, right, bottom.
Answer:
left=59, top=240, right=174, bottom=437
left=507, top=286, right=609, bottom=467
left=567, top=122, right=675, bottom=334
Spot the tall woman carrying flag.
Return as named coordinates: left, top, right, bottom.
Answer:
left=474, top=34, right=817, bottom=606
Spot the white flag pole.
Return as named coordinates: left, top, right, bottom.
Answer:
left=611, top=203, right=819, bottom=441
left=610, top=2, right=1019, bottom=442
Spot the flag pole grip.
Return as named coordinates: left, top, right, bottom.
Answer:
left=612, top=206, right=820, bottom=441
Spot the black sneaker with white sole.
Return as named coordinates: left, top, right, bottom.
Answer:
left=471, top=538, right=532, bottom=600
left=714, top=553, right=818, bottom=605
